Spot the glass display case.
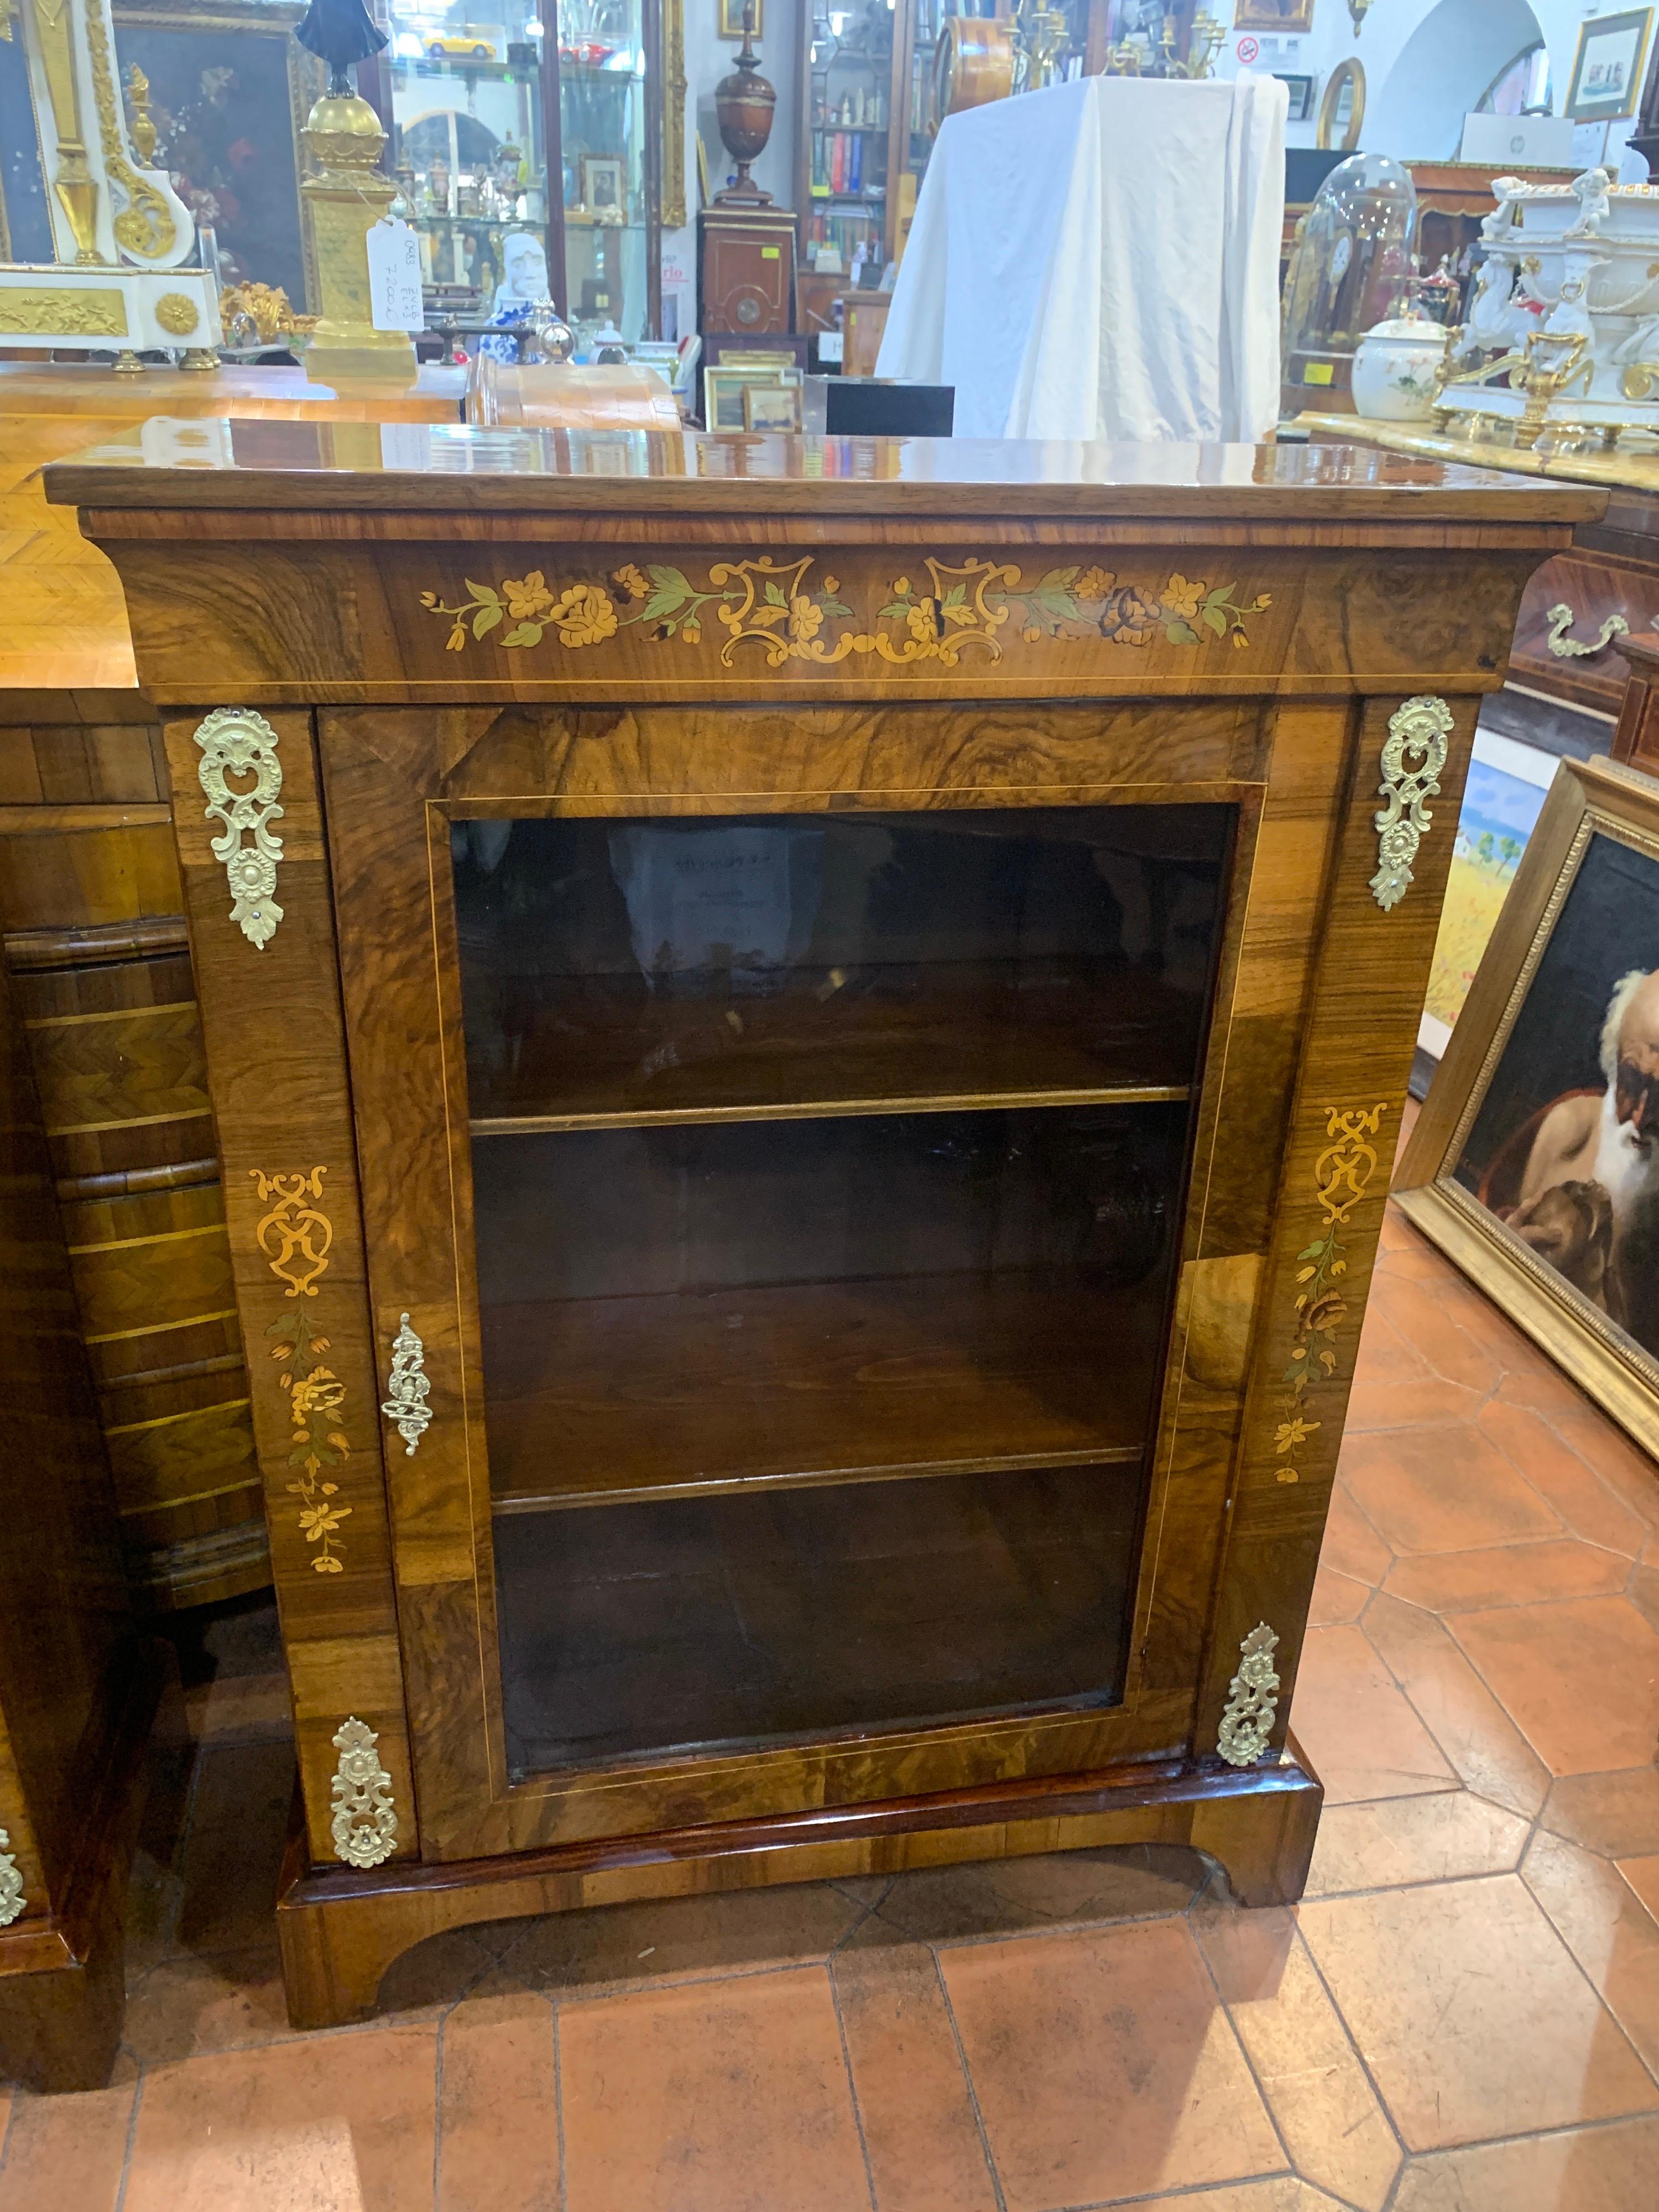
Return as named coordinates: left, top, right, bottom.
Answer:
left=1281, top=152, right=1418, bottom=416
left=558, top=0, right=653, bottom=340
left=383, top=0, right=661, bottom=346
left=794, top=0, right=1110, bottom=322
left=800, top=0, right=896, bottom=288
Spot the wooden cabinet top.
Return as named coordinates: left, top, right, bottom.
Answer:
left=46, top=425, right=1605, bottom=533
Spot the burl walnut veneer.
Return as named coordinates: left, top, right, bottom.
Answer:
left=49, top=426, right=1599, bottom=2029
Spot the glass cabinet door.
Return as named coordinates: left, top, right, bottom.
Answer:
left=385, top=0, right=553, bottom=316
left=449, top=804, right=1233, bottom=1781
left=557, top=0, right=651, bottom=342
left=804, top=0, right=895, bottom=285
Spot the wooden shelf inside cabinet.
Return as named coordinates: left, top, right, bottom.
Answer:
left=484, top=1266, right=1167, bottom=1511
left=465, top=966, right=1204, bottom=1133
left=494, top=1455, right=1145, bottom=1773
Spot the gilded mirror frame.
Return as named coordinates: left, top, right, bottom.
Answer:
left=1316, top=58, right=1365, bottom=153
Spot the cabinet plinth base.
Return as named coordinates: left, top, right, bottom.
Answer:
left=0, top=1641, right=168, bottom=2092
left=276, top=1745, right=1323, bottom=2030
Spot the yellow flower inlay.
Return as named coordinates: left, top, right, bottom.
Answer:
left=547, top=584, right=617, bottom=646
left=787, top=595, right=823, bottom=643
left=503, top=570, right=555, bottom=620
left=1162, top=573, right=1203, bottom=622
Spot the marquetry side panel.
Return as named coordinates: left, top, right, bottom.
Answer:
left=1131, top=700, right=1357, bottom=1744
left=1196, top=692, right=1481, bottom=1754
left=160, top=709, right=415, bottom=1866
left=0, top=948, right=129, bottom=1921
left=0, top=733, right=267, bottom=1610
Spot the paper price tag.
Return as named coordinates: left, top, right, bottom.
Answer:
left=367, top=219, right=425, bottom=333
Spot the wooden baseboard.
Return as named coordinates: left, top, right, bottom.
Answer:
left=277, top=1748, right=1324, bottom=2031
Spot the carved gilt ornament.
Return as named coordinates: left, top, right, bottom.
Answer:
left=154, top=290, right=199, bottom=335
left=1217, top=1623, right=1281, bottom=1768
left=1371, top=694, right=1453, bottom=911
left=380, top=1312, right=432, bottom=1456
left=194, top=707, right=284, bottom=948
left=330, top=1717, right=397, bottom=1867
left=0, top=1831, right=24, bottom=1927
left=0, top=289, right=127, bottom=337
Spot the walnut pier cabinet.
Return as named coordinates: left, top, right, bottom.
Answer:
left=48, top=430, right=1597, bottom=2027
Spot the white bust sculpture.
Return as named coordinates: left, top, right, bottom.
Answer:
left=492, top=231, right=551, bottom=318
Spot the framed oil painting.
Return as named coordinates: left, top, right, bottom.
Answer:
left=112, top=0, right=322, bottom=312
left=1418, top=728, right=1556, bottom=1072
left=1232, top=0, right=1316, bottom=33
left=1397, top=755, right=1659, bottom=1454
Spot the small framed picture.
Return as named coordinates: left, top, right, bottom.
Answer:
left=1273, top=74, right=1315, bottom=123
left=718, top=0, right=761, bottom=38
left=1232, top=0, right=1314, bottom=30
left=580, top=154, right=626, bottom=216
left=703, top=363, right=799, bottom=430
left=742, top=382, right=802, bottom=431
left=1396, top=754, right=1659, bottom=1457
left=1566, top=7, right=1653, bottom=121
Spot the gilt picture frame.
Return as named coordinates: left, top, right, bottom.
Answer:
left=718, top=0, right=762, bottom=37
left=1231, top=0, right=1316, bottom=33
left=1564, top=6, right=1654, bottom=123
left=1396, top=754, right=1659, bottom=1457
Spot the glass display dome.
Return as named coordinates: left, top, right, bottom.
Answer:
left=1281, top=153, right=1418, bottom=414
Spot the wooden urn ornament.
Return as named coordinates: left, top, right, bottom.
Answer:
left=697, top=0, right=795, bottom=334
left=712, top=1, right=778, bottom=205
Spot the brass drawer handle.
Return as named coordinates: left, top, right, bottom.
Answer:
left=1545, top=602, right=1630, bottom=659
left=380, top=1313, right=432, bottom=1456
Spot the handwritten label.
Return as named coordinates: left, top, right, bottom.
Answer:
left=366, top=219, right=424, bottom=333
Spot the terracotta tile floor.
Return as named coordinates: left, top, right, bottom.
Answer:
left=6, top=1193, right=1659, bottom=2210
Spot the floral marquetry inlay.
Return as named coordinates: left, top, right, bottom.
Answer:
left=252, top=1168, right=352, bottom=1573
left=421, top=557, right=1272, bottom=670
left=1275, top=1104, right=1390, bottom=1485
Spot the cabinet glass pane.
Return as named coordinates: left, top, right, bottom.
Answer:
left=476, top=1102, right=1186, bottom=1509
left=456, top=804, right=1233, bottom=1781
left=385, top=2, right=551, bottom=315
left=455, top=807, right=1230, bottom=1125
left=559, top=0, right=649, bottom=341
left=497, top=1462, right=1142, bottom=1773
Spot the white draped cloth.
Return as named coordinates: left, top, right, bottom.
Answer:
left=876, top=74, right=1288, bottom=444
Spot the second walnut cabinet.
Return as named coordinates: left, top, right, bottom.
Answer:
left=49, top=428, right=1595, bottom=2026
